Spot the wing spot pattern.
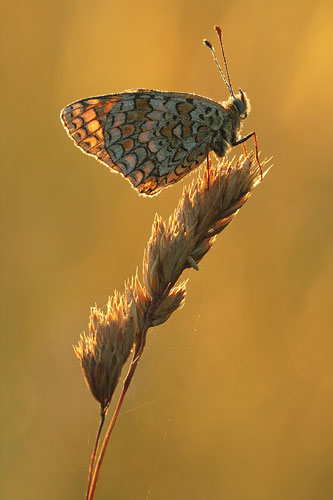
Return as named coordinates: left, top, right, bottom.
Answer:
left=61, top=90, right=232, bottom=196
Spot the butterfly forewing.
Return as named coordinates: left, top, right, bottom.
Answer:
left=61, top=90, right=228, bottom=196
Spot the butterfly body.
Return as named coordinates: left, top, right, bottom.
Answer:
left=61, top=88, right=251, bottom=196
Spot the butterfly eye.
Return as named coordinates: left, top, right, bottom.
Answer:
left=239, top=88, right=248, bottom=119
left=233, top=98, right=247, bottom=118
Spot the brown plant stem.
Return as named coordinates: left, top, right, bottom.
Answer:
left=85, top=406, right=108, bottom=500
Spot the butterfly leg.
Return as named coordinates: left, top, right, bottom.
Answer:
left=206, top=144, right=212, bottom=189
left=233, top=132, right=262, bottom=181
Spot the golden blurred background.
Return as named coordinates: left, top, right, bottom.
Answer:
left=2, top=0, right=333, bottom=498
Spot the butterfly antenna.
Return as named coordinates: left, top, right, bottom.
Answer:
left=214, top=26, right=235, bottom=98
left=203, top=36, right=235, bottom=98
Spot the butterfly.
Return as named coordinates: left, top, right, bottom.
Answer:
left=60, top=26, right=261, bottom=196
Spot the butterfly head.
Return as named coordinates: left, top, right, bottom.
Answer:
left=232, top=88, right=250, bottom=120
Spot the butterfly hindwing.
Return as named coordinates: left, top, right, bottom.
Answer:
left=61, top=90, right=227, bottom=195
left=60, top=96, right=120, bottom=170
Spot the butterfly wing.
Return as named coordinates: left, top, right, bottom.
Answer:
left=61, top=90, right=226, bottom=196
left=60, top=95, right=121, bottom=173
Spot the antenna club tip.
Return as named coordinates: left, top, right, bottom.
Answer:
left=214, top=25, right=222, bottom=36
left=203, top=39, right=213, bottom=49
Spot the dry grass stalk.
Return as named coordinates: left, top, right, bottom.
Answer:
left=75, top=155, right=269, bottom=500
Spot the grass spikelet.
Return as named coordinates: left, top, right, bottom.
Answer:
left=77, top=155, right=270, bottom=500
